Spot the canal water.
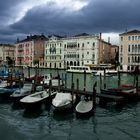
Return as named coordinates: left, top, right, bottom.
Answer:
left=0, top=68, right=140, bottom=140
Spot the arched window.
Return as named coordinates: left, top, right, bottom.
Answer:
left=132, top=45, right=134, bottom=52
left=67, top=61, right=69, bottom=66
left=127, top=66, right=130, bottom=70
left=54, top=63, right=56, bottom=68
left=70, top=61, right=73, bottom=66
left=138, top=56, right=140, bottom=63
left=74, top=61, right=76, bottom=66
left=78, top=43, right=80, bottom=47
left=77, top=61, right=80, bottom=66
left=135, top=56, right=137, bottom=62
left=135, top=45, right=137, bottom=52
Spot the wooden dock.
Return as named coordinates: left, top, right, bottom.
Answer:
left=97, top=93, right=124, bottom=106
left=97, top=93, right=124, bottom=101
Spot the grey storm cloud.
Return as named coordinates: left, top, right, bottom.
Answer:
left=0, top=0, right=140, bottom=43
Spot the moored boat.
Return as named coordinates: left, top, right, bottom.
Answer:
left=0, top=80, right=8, bottom=88
left=52, top=92, right=76, bottom=111
left=93, top=70, right=112, bottom=77
left=0, top=87, right=18, bottom=99
left=75, top=95, right=93, bottom=117
left=20, top=90, right=57, bottom=110
left=76, top=101, right=93, bottom=116
left=67, top=66, right=92, bottom=74
left=10, top=83, right=33, bottom=101
left=25, top=75, right=44, bottom=83
left=101, top=85, right=140, bottom=100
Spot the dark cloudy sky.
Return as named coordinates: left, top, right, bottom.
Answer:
left=0, top=0, right=140, bottom=44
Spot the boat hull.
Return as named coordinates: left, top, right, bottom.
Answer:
left=101, top=87, right=140, bottom=101
left=75, top=101, right=93, bottom=117
left=20, top=92, right=56, bottom=110
left=10, top=95, right=28, bottom=102
left=52, top=92, right=76, bottom=112
left=0, top=88, right=17, bottom=99
left=53, top=102, right=74, bottom=112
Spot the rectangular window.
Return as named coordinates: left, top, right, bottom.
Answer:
left=120, top=57, right=122, bottom=63
left=121, top=45, right=123, bottom=52
left=132, top=36, right=134, bottom=40
left=138, top=44, right=140, bottom=52
left=128, top=45, right=130, bottom=52
left=128, top=57, right=130, bottom=63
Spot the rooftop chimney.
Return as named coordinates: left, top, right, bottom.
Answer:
left=99, top=32, right=102, bottom=40
left=108, top=37, right=110, bottom=43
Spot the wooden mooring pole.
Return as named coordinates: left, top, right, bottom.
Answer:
left=103, top=68, right=106, bottom=89
left=83, top=70, right=86, bottom=92
left=61, top=73, right=64, bottom=86
left=71, top=72, right=74, bottom=85
left=71, top=82, right=74, bottom=108
left=65, top=73, right=67, bottom=88
left=76, top=79, right=80, bottom=102
left=118, top=71, right=121, bottom=87
left=136, top=75, right=138, bottom=95
left=28, top=66, right=30, bottom=78
left=100, top=73, right=102, bottom=90
left=49, top=79, right=52, bottom=97
left=76, top=78, right=79, bottom=92
left=58, top=74, right=60, bottom=92
left=93, top=82, right=97, bottom=111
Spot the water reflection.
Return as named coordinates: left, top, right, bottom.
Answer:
left=22, top=109, right=43, bottom=118
left=11, top=102, right=24, bottom=110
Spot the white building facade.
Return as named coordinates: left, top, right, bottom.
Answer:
left=45, top=35, right=64, bottom=68
left=45, top=34, right=100, bottom=69
left=119, top=30, right=140, bottom=71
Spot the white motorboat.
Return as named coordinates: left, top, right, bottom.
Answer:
left=20, top=90, right=57, bottom=110
left=10, top=83, right=33, bottom=101
left=106, top=70, right=117, bottom=75
left=93, top=70, right=112, bottom=77
left=76, top=101, right=93, bottom=115
left=67, top=66, right=92, bottom=74
left=0, top=80, right=7, bottom=88
left=52, top=92, right=76, bottom=111
left=75, top=95, right=94, bottom=117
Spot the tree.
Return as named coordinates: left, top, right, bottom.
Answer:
left=6, top=56, right=14, bottom=67
left=110, top=52, right=120, bottom=69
